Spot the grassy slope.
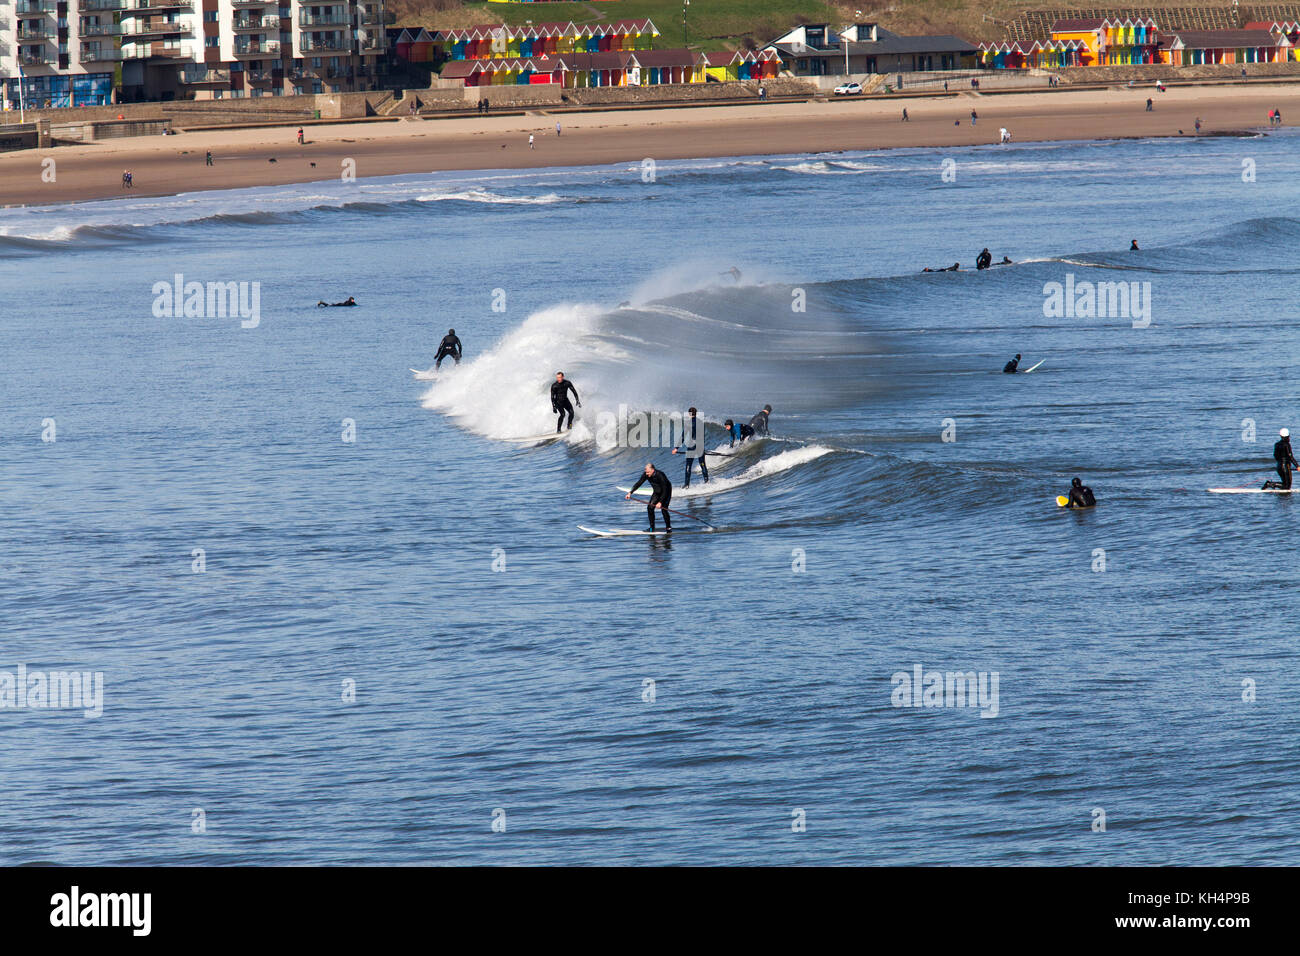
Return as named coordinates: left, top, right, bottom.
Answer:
left=387, top=1, right=1248, bottom=50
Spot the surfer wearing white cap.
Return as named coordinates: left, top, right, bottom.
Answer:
left=1263, top=428, right=1298, bottom=490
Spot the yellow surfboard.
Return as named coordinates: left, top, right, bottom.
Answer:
left=1056, top=495, right=1069, bottom=507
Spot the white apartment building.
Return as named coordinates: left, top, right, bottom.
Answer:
left=0, top=0, right=386, bottom=108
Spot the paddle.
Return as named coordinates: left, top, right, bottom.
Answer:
left=623, top=497, right=716, bottom=532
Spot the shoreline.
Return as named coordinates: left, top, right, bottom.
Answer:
left=0, top=83, right=1293, bottom=209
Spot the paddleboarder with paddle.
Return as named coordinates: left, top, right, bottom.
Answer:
left=626, top=463, right=672, bottom=533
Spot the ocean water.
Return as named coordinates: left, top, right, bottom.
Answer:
left=2, top=132, right=1299, bottom=865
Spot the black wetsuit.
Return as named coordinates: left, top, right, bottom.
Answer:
left=550, top=379, right=580, bottom=432
left=976, top=250, right=992, bottom=270
left=629, top=469, right=672, bottom=530
left=435, top=333, right=462, bottom=369
left=1266, top=437, right=1298, bottom=489
left=1067, top=484, right=1097, bottom=508
left=1003, top=357, right=1020, bottom=374
left=677, top=416, right=708, bottom=487
left=748, top=410, right=770, bottom=437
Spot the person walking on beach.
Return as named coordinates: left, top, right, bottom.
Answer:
left=297, top=127, right=304, bottom=145
left=671, top=407, right=709, bottom=487
left=625, top=463, right=672, bottom=533
left=205, top=150, right=213, bottom=166
left=555, top=121, right=561, bottom=137
left=1194, top=117, right=1202, bottom=134
left=1241, top=67, right=1248, bottom=83
left=550, top=371, right=581, bottom=432
left=1275, top=109, right=1283, bottom=126
left=902, top=108, right=909, bottom=121
left=121, top=170, right=133, bottom=189
left=1146, top=97, right=1153, bottom=112
left=970, top=110, right=977, bottom=126
left=528, top=133, right=535, bottom=150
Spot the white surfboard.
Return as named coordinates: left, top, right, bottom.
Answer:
left=504, top=433, right=564, bottom=445
left=1022, top=360, right=1045, bottom=374
left=1207, top=487, right=1294, bottom=494
left=578, top=525, right=669, bottom=537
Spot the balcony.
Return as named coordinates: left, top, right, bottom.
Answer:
left=16, top=1, right=56, bottom=14
left=359, top=35, right=386, bottom=52
left=245, top=68, right=275, bottom=82
left=179, top=67, right=231, bottom=83
left=82, top=0, right=126, bottom=9
left=121, top=0, right=193, bottom=10
left=80, top=45, right=126, bottom=60
left=233, top=15, right=279, bottom=32
left=124, top=20, right=190, bottom=36
left=231, top=0, right=272, bottom=6
left=298, top=13, right=349, bottom=27
left=233, top=39, right=280, bottom=57
left=299, top=35, right=346, bottom=52
left=359, top=11, right=384, bottom=26
left=79, top=21, right=124, bottom=36
left=20, top=51, right=53, bottom=65
left=16, top=26, right=53, bottom=40
left=120, top=40, right=193, bottom=58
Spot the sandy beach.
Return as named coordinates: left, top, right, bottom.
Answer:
left=1, top=82, right=1294, bottom=206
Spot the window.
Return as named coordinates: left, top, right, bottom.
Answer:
left=206, top=36, right=219, bottom=48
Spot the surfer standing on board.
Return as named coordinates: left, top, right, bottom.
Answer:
left=550, top=372, right=581, bottom=433
left=670, top=406, right=709, bottom=487
left=626, top=464, right=672, bottom=532
left=435, top=328, right=462, bottom=369
left=1262, top=428, right=1298, bottom=489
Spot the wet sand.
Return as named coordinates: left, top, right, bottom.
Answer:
left=0, top=82, right=1292, bottom=207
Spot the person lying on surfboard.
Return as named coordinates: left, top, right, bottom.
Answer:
left=1062, top=477, right=1096, bottom=509
left=625, top=463, right=672, bottom=532
left=317, top=296, right=356, bottom=307
left=1262, top=428, right=1297, bottom=490
left=1003, top=354, right=1021, bottom=374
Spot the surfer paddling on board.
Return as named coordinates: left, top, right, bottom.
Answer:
left=626, top=464, right=672, bottom=532
left=1262, top=428, right=1298, bottom=489
left=550, top=372, right=581, bottom=433
left=723, top=419, right=753, bottom=446
left=670, top=406, right=709, bottom=487
left=1062, top=477, right=1097, bottom=509
left=1003, top=353, right=1021, bottom=374
left=435, top=328, right=462, bottom=369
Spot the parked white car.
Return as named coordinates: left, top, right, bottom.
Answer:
left=833, top=82, right=863, bottom=96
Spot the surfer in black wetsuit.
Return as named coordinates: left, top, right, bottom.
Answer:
left=1064, top=477, right=1097, bottom=508
left=749, top=404, right=772, bottom=437
left=435, top=328, right=462, bottom=369
left=1262, top=428, right=1298, bottom=489
left=317, top=296, right=356, bottom=307
left=1130, top=239, right=1140, bottom=251
left=999, top=256, right=1012, bottom=265
left=626, top=463, right=672, bottom=532
left=550, top=371, right=581, bottom=433
left=1003, top=353, right=1021, bottom=374
left=670, top=406, right=709, bottom=487
left=976, top=248, right=992, bottom=270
